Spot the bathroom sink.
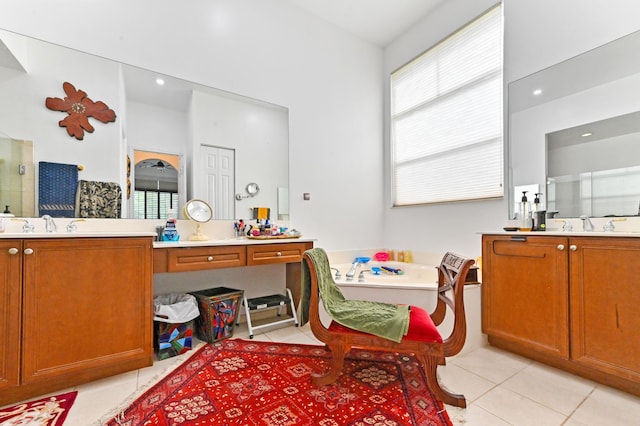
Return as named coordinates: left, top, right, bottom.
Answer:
left=0, top=231, right=155, bottom=238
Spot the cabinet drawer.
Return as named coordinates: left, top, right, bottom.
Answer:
left=247, top=242, right=312, bottom=266
left=167, top=246, right=246, bottom=272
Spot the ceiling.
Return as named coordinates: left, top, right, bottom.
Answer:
left=285, top=0, right=445, bottom=47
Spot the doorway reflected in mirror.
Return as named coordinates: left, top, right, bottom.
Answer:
left=132, top=150, right=180, bottom=219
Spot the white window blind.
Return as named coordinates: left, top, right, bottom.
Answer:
left=391, top=4, right=503, bottom=206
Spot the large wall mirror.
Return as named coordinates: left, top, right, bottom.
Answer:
left=0, top=29, right=289, bottom=221
left=508, top=29, right=640, bottom=219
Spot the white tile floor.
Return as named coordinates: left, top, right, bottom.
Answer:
left=6, top=322, right=640, bottom=425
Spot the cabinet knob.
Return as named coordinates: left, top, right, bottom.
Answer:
left=207, top=256, right=214, bottom=262
left=557, top=244, right=565, bottom=251
left=570, top=245, right=577, bottom=251
left=8, top=247, right=19, bottom=255
left=276, top=252, right=282, bottom=256
left=24, top=248, right=34, bottom=255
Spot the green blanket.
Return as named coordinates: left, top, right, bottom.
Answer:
left=298, top=248, right=410, bottom=343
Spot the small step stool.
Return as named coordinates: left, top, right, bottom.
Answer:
left=238, top=288, right=299, bottom=339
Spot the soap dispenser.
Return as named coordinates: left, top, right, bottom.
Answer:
left=518, top=191, right=532, bottom=231
left=532, top=193, right=546, bottom=231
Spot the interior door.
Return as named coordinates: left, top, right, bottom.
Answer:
left=201, top=145, right=235, bottom=220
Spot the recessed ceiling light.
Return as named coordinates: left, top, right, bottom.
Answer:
left=533, top=89, right=542, bottom=96
left=581, top=132, right=593, bottom=137
left=156, top=78, right=165, bottom=86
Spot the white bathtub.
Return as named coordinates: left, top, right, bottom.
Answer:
left=333, top=261, right=438, bottom=289
left=330, top=261, right=439, bottom=312
left=326, top=260, right=485, bottom=354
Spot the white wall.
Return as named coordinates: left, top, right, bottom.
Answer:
left=0, top=0, right=385, bottom=251
left=127, top=100, right=188, bottom=157
left=503, top=0, right=640, bottom=83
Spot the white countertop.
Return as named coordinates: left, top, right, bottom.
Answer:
left=153, top=237, right=315, bottom=248
left=0, top=231, right=157, bottom=238
left=482, top=230, right=640, bottom=237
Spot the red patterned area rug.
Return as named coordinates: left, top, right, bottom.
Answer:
left=106, top=339, right=452, bottom=426
left=0, top=391, right=77, bottom=425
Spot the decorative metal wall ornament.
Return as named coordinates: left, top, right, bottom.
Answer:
left=45, top=82, right=116, bottom=140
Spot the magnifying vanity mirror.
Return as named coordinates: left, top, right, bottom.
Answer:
left=509, top=29, right=640, bottom=219
left=246, top=183, right=260, bottom=196
left=182, top=199, right=213, bottom=241
left=235, top=182, right=260, bottom=201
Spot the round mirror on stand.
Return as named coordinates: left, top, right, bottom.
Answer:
left=182, top=199, right=213, bottom=241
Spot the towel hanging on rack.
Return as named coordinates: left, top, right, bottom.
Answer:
left=38, top=161, right=79, bottom=217
left=75, top=180, right=122, bottom=218
left=251, top=207, right=270, bottom=220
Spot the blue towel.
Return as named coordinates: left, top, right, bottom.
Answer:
left=38, top=161, right=78, bottom=217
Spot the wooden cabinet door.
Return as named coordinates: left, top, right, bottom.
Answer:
left=0, top=240, right=22, bottom=391
left=166, top=245, right=246, bottom=272
left=570, top=237, right=640, bottom=381
left=21, top=237, right=153, bottom=386
left=482, top=235, right=570, bottom=358
left=247, top=242, right=313, bottom=266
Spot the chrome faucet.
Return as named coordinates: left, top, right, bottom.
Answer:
left=345, top=262, right=361, bottom=281
left=580, top=215, right=594, bottom=232
left=330, top=267, right=342, bottom=281
left=12, top=218, right=34, bottom=233
left=66, top=219, right=85, bottom=233
left=42, top=215, right=58, bottom=232
left=358, top=270, right=370, bottom=282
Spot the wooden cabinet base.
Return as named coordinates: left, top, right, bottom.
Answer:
left=482, top=234, right=640, bottom=398
left=0, top=236, right=154, bottom=408
left=0, top=354, right=152, bottom=407
left=488, top=335, right=640, bottom=397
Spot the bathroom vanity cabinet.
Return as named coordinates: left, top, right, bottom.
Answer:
left=482, top=234, right=640, bottom=396
left=153, top=240, right=314, bottom=309
left=0, top=236, right=154, bottom=407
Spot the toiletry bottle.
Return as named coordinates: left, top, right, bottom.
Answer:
left=532, top=193, right=546, bottom=231
left=404, top=250, right=412, bottom=263
left=397, top=250, right=405, bottom=262
left=519, top=191, right=532, bottom=231
left=162, top=209, right=180, bottom=241
left=533, top=193, right=542, bottom=212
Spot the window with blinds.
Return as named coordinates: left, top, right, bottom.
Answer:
left=390, top=4, right=503, bottom=206
left=133, top=190, right=179, bottom=219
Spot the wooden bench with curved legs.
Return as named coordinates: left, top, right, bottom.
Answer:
left=302, top=248, right=474, bottom=408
